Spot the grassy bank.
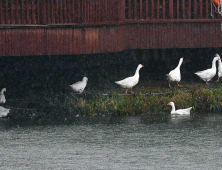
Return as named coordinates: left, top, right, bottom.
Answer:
left=6, top=82, right=222, bottom=119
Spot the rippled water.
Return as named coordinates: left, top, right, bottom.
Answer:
left=0, top=114, right=222, bottom=170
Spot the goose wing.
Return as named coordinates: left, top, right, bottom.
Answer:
left=195, top=68, right=215, bottom=80
left=115, top=76, right=138, bottom=88
left=175, top=107, right=192, bottom=115
left=0, top=94, right=5, bottom=103
left=0, top=106, right=10, bottom=117
left=167, top=68, right=181, bottom=82
left=70, top=81, right=86, bottom=93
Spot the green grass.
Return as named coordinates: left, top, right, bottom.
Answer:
left=7, top=82, right=222, bottom=118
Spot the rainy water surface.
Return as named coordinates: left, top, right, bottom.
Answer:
left=0, top=114, right=222, bottom=170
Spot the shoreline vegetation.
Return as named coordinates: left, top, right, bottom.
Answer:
left=1, top=48, right=222, bottom=120
left=5, top=82, right=222, bottom=120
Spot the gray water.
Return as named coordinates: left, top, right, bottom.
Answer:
left=0, top=114, right=222, bottom=170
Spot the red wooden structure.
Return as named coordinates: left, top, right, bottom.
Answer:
left=0, top=0, right=221, bottom=56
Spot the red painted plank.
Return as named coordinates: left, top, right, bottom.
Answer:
left=42, top=29, right=47, bottom=55
left=177, top=0, right=179, bottom=19
left=51, top=0, right=55, bottom=23
left=31, top=0, right=36, bottom=24
left=169, top=0, right=173, bottom=19
left=0, top=30, right=5, bottom=56
left=59, top=0, right=63, bottom=23
left=71, top=0, right=74, bottom=23
left=0, top=0, right=4, bottom=24
left=5, top=0, right=8, bottom=24
left=162, top=0, right=165, bottom=19
left=205, top=0, right=209, bottom=19
left=145, top=0, right=148, bottom=19
left=134, top=0, right=137, bottom=19
left=151, top=0, right=154, bottom=19
left=182, top=0, right=185, bottom=19
left=42, top=0, right=46, bottom=24
left=157, top=0, right=160, bottom=19
left=140, top=0, right=142, bottom=19
left=44, top=29, right=50, bottom=55
left=65, top=29, right=72, bottom=54
left=10, top=0, right=15, bottom=24
left=64, top=0, right=67, bottom=23
left=36, top=0, right=40, bottom=24
left=188, top=0, right=191, bottom=19
left=73, top=29, right=80, bottom=54
left=5, top=29, right=10, bottom=55
left=128, top=0, right=131, bottom=19
left=200, top=0, right=203, bottom=19
left=78, top=0, right=82, bottom=23
left=10, top=29, right=15, bottom=56
left=26, top=0, right=29, bottom=24
left=55, top=0, right=59, bottom=23
left=67, top=0, right=71, bottom=23
left=95, top=0, right=98, bottom=22
left=194, top=0, right=197, bottom=19
left=46, top=0, right=50, bottom=24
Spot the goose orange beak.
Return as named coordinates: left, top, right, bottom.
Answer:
left=167, top=103, right=170, bottom=105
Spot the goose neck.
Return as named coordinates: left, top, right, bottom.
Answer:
left=218, top=59, right=222, bottom=67
left=134, top=66, right=141, bottom=76
left=0, top=89, right=5, bottom=95
left=212, top=58, right=217, bottom=69
left=177, top=59, right=183, bottom=69
left=171, top=104, right=176, bottom=113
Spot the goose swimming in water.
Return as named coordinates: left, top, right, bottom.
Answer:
left=115, top=64, right=144, bottom=94
left=166, top=58, right=183, bottom=88
left=167, top=102, right=192, bottom=115
left=0, top=106, right=10, bottom=117
left=70, top=77, right=88, bottom=94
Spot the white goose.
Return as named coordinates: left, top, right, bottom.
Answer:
left=166, top=58, right=183, bottom=88
left=0, top=106, right=10, bottom=117
left=216, top=54, right=222, bottom=82
left=70, top=77, right=88, bottom=94
left=195, top=55, right=220, bottom=84
left=167, top=102, right=192, bottom=115
left=115, top=64, right=144, bottom=94
left=0, top=88, right=6, bottom=104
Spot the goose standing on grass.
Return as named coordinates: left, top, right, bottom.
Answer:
left=195, top=55, right=220, bottom=84
left=115, top=64, right=144, bottom=94
left=0, top=88, right=6, bottom=104
left=0, top=106, right=10, bottom=117
left=216, top=54, right=222, bottom=82
left=167, top=102, right=192, bottom=115
left=166, top=58, right=183, bottom=88
left=70, top=77, right=88, bottom=94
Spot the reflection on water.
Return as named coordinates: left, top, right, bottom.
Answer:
left=170, top=114, right=191, bottom=123
left=0, top=113, right=222, bottom=170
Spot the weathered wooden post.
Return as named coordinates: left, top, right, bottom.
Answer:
left=118, top=0, right=125, bottom=22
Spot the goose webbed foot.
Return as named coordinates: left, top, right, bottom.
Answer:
left=125, top=89, right=129, bottom=94
left=177, top=82, right=182, bottom=87
left=168, top=83, right=172, bottom=88
left=130, top=89, right=135, bottom=94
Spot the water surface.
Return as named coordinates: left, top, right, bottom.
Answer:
left=0, top=114, right=222, bottom=170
